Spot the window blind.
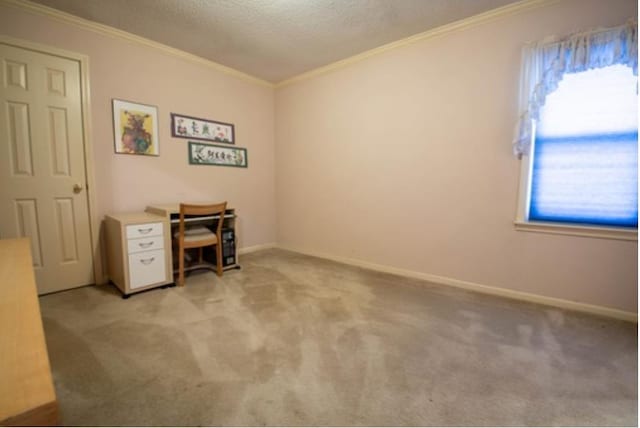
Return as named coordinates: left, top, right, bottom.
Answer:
left=529, top=65, right=638, bottom=227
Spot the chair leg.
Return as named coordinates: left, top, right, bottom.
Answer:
left=215, top=244, right=223, bottom=277
left=198, top=247, right=203, bottom=264
left=178, top=245, right=185, bottom=287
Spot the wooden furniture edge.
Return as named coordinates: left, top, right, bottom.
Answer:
left=0, top=401, right=58, bottom=427
left=0, top=239, right=58, bottom=426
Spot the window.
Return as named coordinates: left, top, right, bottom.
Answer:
left=513, top=22, right=639, bottom=239
left=528, top=65, right=638, bottom=228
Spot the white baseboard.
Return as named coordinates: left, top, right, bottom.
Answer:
left=276, top=244, right=637, bottom=323
left=239, top=242, right=276, bottom=255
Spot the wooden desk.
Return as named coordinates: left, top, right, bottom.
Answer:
left=0, top=239, right=58, bottom=426
left=145, top=203, right=237, bottom=224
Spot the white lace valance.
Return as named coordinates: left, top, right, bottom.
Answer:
left=513, top=21, right=638, bottom=158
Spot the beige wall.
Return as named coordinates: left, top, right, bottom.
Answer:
left=0, top=3, right=276, bottom=252
left=275, top=0, right=638, bottom=312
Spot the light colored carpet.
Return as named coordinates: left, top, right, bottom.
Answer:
left=39, top=248, right=637, bottom=426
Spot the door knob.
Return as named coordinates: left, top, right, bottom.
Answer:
left=73, top=183, right=83, bottom=193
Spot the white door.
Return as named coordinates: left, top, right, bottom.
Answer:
left=0, top=43, right=93, bottom=294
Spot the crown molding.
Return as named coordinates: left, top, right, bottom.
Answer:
left=0, top=0, right=274, bottom=88
left=1, top=0, right=562, bottom=88
left=276, top=0, right=561, bottom=88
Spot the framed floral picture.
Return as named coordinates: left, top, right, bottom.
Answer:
left=171, top=113, right=235, bottom=144
left=112, top=99, right=159, bottom=156
left=188, top=141, right=247, bottom=168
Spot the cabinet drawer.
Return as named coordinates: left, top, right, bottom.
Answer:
left=126, top=222, right=163, bottom=239
left=128, top=249, right=166, bottom=290
left=127, top=236, right=164, bottom=254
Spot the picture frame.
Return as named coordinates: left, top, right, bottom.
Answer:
left=171, top=113, right=235, bottom=144
left=112, top=99, right=159, bottom=156
left=188, top=141, right=247, bottom=168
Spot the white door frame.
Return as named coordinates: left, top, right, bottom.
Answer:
left=0, top=35, right=103, bottom=287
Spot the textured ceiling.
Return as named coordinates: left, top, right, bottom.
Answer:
left=29, top=0, right=521, bottom=83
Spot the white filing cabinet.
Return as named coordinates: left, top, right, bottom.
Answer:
left=104, top=212, right=173, bottom=298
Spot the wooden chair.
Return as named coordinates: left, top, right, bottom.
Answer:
left=174, top=202, right=227, bottom=287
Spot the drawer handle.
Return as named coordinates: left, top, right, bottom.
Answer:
left=139, top=257, right=155, bottom=265
left=137, top=227, right=153, bottom=235
left=138, top=241, right=154, bottom=248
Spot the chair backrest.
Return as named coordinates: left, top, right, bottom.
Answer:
left=178, top=202, right=228, bottom=239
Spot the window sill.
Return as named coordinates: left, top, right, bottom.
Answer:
left=514, top=221, right=637, bottom=241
